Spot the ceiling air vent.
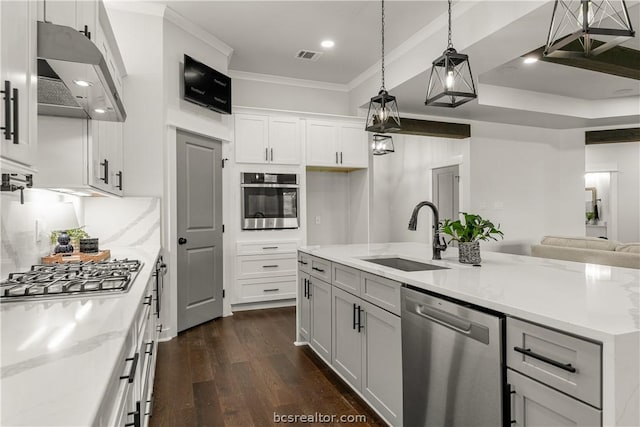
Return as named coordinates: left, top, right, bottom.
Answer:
left=295, top=50, right=323, bottom=62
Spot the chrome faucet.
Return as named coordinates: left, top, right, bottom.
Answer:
left=408, top=201, right=448, bottom=260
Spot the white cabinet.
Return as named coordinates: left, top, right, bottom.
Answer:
left=37, top=0, right=98, bottom=40
left=306, top=119, right=368, bottom=169
left=235, top=113, right=301, bottom=165
left=298, top=272, right=311, bottom=342
left=332, top=286, right=363, bottom=390
left=0, top=0, right=38, bottom=168
left=235, top=240, right=300, bottom=304
left=37, top=116, right=124, bottom=196
left=309, top=275, right=332, bottom=362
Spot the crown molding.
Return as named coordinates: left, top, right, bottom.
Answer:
left=347, top=1, right=476, bottom=91
left=103, top=1, right=166, bottom=17
left=164, top=7, right=234, bottom=59
left=228, top=70, right=349, bottom=93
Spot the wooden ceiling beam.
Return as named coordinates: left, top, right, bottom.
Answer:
left=585, top=128, right=640, bottom=145
left=386, top=118, right=471, bottom=139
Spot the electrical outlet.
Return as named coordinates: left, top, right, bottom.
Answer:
left=315, top=216, right=321, bottom=225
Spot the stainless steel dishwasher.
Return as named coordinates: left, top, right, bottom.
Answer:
left=401, top=285, right=505, bottom=427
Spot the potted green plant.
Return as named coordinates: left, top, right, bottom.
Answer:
left=439, top=212, right=504, bottom=264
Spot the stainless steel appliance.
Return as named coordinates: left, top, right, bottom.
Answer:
left=0, top=259, right=141, bottom=302
left=241, top=173, right=299, bottom=230
left=401, top=285, right=505, bottom=426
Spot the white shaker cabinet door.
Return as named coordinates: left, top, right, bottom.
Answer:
left=309, top=277, right=332, bottom=363
left=0, top=0, right=37, bottom=168
left=235, top=114, right=269, bottom=164
left=268, top=116, right=300, bottom=165
left=331, top=286, right=363, bottom=391
left=338, top=122, right=368, bottom=168
left=306, top=120, right=339, bottom=167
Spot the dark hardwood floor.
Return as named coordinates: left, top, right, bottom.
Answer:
left=150, top=307, right=386, bottom=427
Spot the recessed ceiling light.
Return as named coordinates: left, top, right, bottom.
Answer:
left=321, top=40, right=335, bottom=48
left=94, top=108, right=106, bottom=114
left=73, top=80, right=92, bottom=87
left=523, top=57, right=538, bottom=64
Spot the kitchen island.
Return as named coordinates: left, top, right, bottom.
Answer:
left=0, top=246, right=161, bottom=426
left=297, top=242, right=639, bottom=427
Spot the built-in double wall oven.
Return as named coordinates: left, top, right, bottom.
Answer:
left=241, top=173, right=299, bottom=230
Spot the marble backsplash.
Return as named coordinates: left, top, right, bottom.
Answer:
left=83, top=197, right=161, bottom=248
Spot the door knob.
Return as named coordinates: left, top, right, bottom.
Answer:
left=178, top=238, right=187, bottom=245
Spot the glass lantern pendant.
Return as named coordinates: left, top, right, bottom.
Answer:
left=545, top=0, right=635, bottom=57
left=372, top=134, right=395, bottom=155
left=425, top=0, right=477, bottom=108
left=365, top=0, right=401, bottom=133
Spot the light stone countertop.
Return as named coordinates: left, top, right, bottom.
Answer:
left=0, top=246, right=161, bottom=426
left=299, top=242, right=639, bottom=340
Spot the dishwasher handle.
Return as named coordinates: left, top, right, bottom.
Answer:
left=410, top=300, right=490, bottom=345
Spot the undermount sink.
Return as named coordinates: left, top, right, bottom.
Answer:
left=361, top=257, right=449, bottom=272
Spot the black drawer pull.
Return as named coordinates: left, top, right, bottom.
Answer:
left=99, top=158, right=109, bottom=184
left=1, top=81, right=11, bottom=140
left=263, top=288, right=280, bottom=292
left=262, top=264, right=279, bottom=268
left=116, top=171, right=123, bottom=190
left=157, top=324, right=163, bottom=333
left=145, top=340, right=155, bottom=356
left=120, top=352, right=140, bottom=383
left=143, top=295, right=152, bottom=306
left=312, top=266, right=325, bottom=272
left=513, top=346, right=576, bottom=373
left=262, top=246, right=279, bottom=249
left=298, top=260, right=308, bottom=265
left=11, top=87, right=18, bottom=144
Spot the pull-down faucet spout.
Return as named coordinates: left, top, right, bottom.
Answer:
left=408, top=201, right=447, bottom=260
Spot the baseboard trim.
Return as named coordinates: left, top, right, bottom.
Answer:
left=231, top=299, right=296, bottom=312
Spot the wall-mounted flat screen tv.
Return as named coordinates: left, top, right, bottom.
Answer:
left=183, top=54, right=232, bottom=115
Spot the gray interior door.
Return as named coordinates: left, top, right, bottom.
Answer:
left=432, top=165, right=460, bottom=222
left=177, top=130, right=223, bottom=332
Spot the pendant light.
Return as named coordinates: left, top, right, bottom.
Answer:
left=545, top=0, right=635, bottom=58
left=425, top=0, right=477, bottom=108
left=372, top=134, right=395, bottom=155
left=365, top=0, right=401, bottom=133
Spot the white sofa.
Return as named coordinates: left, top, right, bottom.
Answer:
left=531, top=236, right=640, bottom=269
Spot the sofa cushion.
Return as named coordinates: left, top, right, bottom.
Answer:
left=615, top=243, right=640, bottom=254
left=541, top=236, right=620, bottom=251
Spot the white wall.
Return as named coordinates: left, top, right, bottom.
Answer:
left=586, top=142, right=640, bottom=243
left=306, top=171, right=349, bottom=245
left=233, top=78, right=350, bottom=116
left=370, top=134, right=470, bottom=245
left=106, top=7, right=164, bottom=198
left=469, top=123, right=585, bottom=254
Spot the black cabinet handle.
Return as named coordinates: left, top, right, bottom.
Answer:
left=265, top=147, right=268, bottom=161
left=340, top=152, right=343, bottom=164
left=353, top=303, right=357, bottom=330
left=335, top=152, right=338, bottom=164
left=1, top=81, right=10, bottom=140
left=307, top=280, right=312, bottom=298
left=11, top=88, right=18, bottom=144
left=120, top=352, right=139, bottom=383
left=263, top=246, right=279, bottom=249
left=143, top=295, right=152, bottom=306
left=99, top=159, right=109, bottom=184
left=145, top=340, right=154, bottom=356
left=312, top=266, right=324, bottom=272
left=303, top=278, right=308, bottom=298
left=270, top=148, right=274, bottom=161
left=116, top=171, right=123, bottom=190
left=125, top=401, right=141, bottom=427
left=513, top=346, right=576, bottom=373
left=263, top=288, right=280, bottom=292
left=79, top=24, right=91, bottom=40
left=262, top=264, right=279, bottom=268
left=357, top=306, right=364, bottom=332
left=178, top=237, right=187, bottom=245
left=298, top=260, right=308, bottom=265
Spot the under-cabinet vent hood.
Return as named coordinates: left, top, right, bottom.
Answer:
left=37, top=21, right=126, bottom=122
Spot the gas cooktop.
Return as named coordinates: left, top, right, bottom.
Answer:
left=0, top=259, right=142, bottom=302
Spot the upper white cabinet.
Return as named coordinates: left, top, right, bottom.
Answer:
left=37, top=0, right=98, bottom=40
left=0, top=0, right=38, bottom=169
left=235, top=113, right=301, bottom=165
left=306, top=119, right=368, bottom=169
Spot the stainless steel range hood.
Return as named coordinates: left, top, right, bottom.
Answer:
left=37, top=21, right=126, bottom=122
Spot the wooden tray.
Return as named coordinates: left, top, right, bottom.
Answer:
left=42, top=249, right=111, bottom=264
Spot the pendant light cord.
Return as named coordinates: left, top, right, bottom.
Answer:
left=381, top=0, right=386, bottom=91
left=447, top=0, right=453, bottom=49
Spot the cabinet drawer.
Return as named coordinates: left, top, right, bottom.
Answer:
left=332, top=263, right=361, bottom=295
left=298, top=251, right=311, bottom=274
left=361, top=272, right=401, bottom=316
left=508, top=369, right=601, bottom=426
left=236, top=254, right=298, bottom=279
left=237, top=240, right=299, bottom=255
left=237, top=277, right=297, bottom=302
left=309, top=256, right=331, bottom=282
left=507, top=317, right=602, bottom=408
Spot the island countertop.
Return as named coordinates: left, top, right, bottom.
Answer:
left=0, top=246, right=161, bottom=427
left=299, top=242, right=639, bottom=341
